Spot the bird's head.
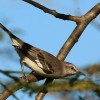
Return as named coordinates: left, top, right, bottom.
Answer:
left=63, top=62, right=84, bottom=77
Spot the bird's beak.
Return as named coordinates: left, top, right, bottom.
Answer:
left=77, top=71, right=86, bottom=76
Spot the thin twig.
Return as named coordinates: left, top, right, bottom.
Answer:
left=57, top=3, right=100, bottom=60
left=0, top=70, right=24, bottom=74
left=0, top=73, right=45, bottom=100
left=22, top=1, right=100, bottom=99
left=0, top=81, right=20, bottom=100
left=0, top=1, right=100, bottom=100
left=23, top=0, right=79, bottom=22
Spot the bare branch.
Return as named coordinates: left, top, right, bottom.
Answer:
left=33, top=2, right=100, bottom=99
left=2, top=80, right=100, bottom=93
left=0, top=73, right=45, bottom=100
left=22, top=1, right=100, bottom=60
left=0, top=70, right=23, bottom=74
left=0, top=1, right=100, bottom=100
left=23, top=0, right=78, bottom=22
left=21, top=1, right=100, bottom=99
left=0, top=82, right=20, bottom=100
left=57, top=3, right=100, bottom=60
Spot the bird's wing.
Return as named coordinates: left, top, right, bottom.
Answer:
left=29, top=46, right=54, bottom=73
left=19, top=43, right=54, bottom=74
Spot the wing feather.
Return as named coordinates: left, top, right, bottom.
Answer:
left=17, top=43, right=54, bottom=73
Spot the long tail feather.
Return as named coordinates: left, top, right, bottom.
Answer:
left=0, top=23, right=16, bottom=38
left=0, top=23, right=23, bottom=46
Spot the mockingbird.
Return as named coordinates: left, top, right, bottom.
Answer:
left=0, top=23, right=82, bottom=79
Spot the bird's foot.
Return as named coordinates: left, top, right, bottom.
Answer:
left=23, top=75, right=29, bottom=83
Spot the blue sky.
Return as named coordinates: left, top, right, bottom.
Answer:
left=0, top=0, right=100, bottom=100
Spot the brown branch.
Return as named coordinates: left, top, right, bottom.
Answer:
left=22, top=0, right=100, bottom=60
left=57, top=3, right=100, bottom=60
left=1, top=77, right=100, bottom=99
left=0, top=1, right=100, bottom=100
left=0, top=73, right=45, bottom=100
left=23, top=0, right=78, bottom=22
left=0, top=70, right=24, bottom=74
left=0, top=82, right=20, bottom=100
left=21, top=1, right=100, bottom=99
left=3, top=80, right=99, bottom=93
left=30, top=2, right=100, bottom=99
left=0, top=70, right=23, bottom=81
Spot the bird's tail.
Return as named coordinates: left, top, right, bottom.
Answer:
left=0, top=23, right=23, bottom=47
left=0, top=23, right=15, bottom=37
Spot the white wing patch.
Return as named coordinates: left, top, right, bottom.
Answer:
left=11, top=38, right=21, bottom=46
left=23, top=57, right=46, bottom=75
left=35, top=59, right=43, bottom=69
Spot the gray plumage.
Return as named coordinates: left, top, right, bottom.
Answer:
left=0, top=23, right=80, bottom=79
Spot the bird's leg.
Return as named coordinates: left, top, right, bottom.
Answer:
left=20, top=58, right=29, bottom=83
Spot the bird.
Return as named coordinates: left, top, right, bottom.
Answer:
left=0, top=23, right=83, bottom=80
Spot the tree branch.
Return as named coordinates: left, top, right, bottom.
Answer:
left=0, top=82, right=20, bottom=100
left=31, top=80, right=100, bottom=92
left=22, top=0, right=100, bottom=60
left=57, top=3, right=100, bottom=60
left=31, top=2, right=100, bottom=99
left=0, top=70, right=24, bottom=74
left=3, top=80, right=99, bottom=93
left=0, top=1, right=100, bottom=100
left=0, top=73, right=45, bottom=100
left=23, top=0, right=78, bottom=22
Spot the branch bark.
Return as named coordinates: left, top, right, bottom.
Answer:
left=7, top=80, right=99, bottom=93
left=23, top=1, right=100, bottom=99
left=0, top=73, right=44, bottom=100
left=57, top=3, right=100, bottom=60
left=23, top=0, right=78, bottom=22
left=23, top=0, right=100, bottom=60
left=0, top=1, right=100, bottom=100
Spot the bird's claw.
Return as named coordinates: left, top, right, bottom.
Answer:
left=20, top=59, right=29, bottom=83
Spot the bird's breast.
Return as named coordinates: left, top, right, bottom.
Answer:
left=23, top=57, right=46, bottom=75
left=22, top=57, right=62, bottom=78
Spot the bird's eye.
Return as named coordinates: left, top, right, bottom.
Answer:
left=71, top=67, right=74, bottom=70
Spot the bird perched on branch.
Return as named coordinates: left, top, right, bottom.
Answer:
left=0, top=23, right=83, bottom=80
